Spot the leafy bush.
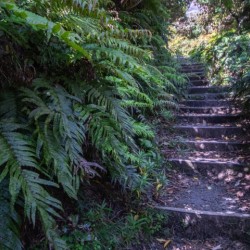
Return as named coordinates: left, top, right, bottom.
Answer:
left=191, top=31, right=250, bottom=110
left=0, top=0, right=186, bottom=248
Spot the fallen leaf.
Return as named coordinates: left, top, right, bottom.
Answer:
left=234, top=180, right=241, bottom=187
left=156, top=238, right=167, bottom=243
left=156, top=238, right=172, bottom=249
left=164, top=239, right=171, bottom=248
left=156, top=183, right=163, bottom=191
left=212, top=245, right=222, bottom=250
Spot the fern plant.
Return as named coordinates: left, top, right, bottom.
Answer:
left=0, top=0, right=187, bottom=248
left=194, top=31, right=250, bottom=111
left=0, top=180, right=22, bottom=250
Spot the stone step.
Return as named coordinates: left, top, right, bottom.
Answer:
left=187, top=93, right=229, bottom=100
left=181, top=69, right=205, bottom=74
left=188, top=86, right=228, bottom=94
left=177, top=114, right=241, bottom=124
left=181, top=64, right=204, bottom=68
left=181, top=62, right=204, bottom=66
left=181, top=100, right=231, bottom=107
left=153, top=205, right=250, bottom=241
left=168, top=158, right=248, bottom=175
left=189, top=80, right=209, bottom=86
left=184, top=140, right=249, bottom=151
left=154, top=206, right=250, bottom=219
left=186, top=71, right=204, bottom=76
left=181, top=63, right=204, bottom=67
left=188, top=75, right=206, bottom=81
left=174, top=125, right=244, bottom=138
left=154, top=195, right=250, bottom=243
left=181, top=69, right=205, bottom=73
left=179, top=106, right=241, bottom=114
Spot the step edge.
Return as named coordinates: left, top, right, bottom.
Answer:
left=187, top=92, right=229, bottom=95
left=169, top=158, right=244, bottom=163
left=152, top=205, right=250, bottom=218
left=181, top=100, right=232, bottom=102
left=168, top=158, right=246, bottom=166
left=174, top=125, right=242, bottom=128
left=177, top=114, right=241, bottom=117
left=184, top=140, right=249, bottom=144
left=180, top=106, right=237, bottom=108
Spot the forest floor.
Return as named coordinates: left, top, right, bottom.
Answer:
left=156, top=119, right=250, bottom=215
left=146, top=237, right=247, bottom=250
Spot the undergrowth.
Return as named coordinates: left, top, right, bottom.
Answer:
left=27, top=181, right=170, bottom=250
left=62, top=202, right=168, bottom=250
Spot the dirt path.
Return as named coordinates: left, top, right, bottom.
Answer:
left=154, top=60, right=250, bottom=249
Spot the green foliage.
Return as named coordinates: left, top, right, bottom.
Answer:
left=192, top=31, right=250, bottom=111
left=59, top=201, right=168, bottom=250
left=0, top=0, right=187, bottom=248
left=0, top=180, right=22, bottom=250
left=197, top=0, right=250, bottom=31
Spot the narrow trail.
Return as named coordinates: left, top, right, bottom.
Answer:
left=154, top=59, right=250, bottom=249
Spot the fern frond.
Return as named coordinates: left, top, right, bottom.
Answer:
left=64, top=15, right=101, bottom=35
left=22, top=79, right=86, bottom=198
left=84, top=82, right=134, bottom=135
left=0, top=180, right=22, bottom=250
left=122, top=100, right=153, bottom=109
left=33, top=0, right=101, bottom=17
left=0, top=91, right=19, bottom=120
left=91, top=45, right=140, bottom=68
left=0, top=120, right=66, bottom=249
left=0, top=2, right=91, bottom=60
left=132, top=122, right=155, bottom=139
left=91, top=36, right=151, bottom=59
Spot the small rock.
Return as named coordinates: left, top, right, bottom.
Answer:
left=212, top=244, right=222, bottom=250
left=234, top=180, right=241, bottom=187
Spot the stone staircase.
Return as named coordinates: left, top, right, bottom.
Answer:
left=155, top=61, right=250, bottom=244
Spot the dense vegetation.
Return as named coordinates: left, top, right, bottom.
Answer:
left=192, top=32, right=250, bottom=110
left=0, top=0, right=189, bottom=249
left=1, top=0, right=249, bottom=248
left=170, top=0, right=250, bottom=111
